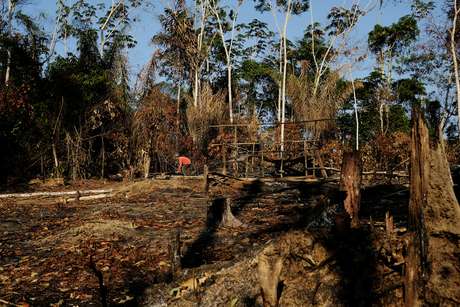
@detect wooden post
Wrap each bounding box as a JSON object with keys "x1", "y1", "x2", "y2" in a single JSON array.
[
  {"x1": 315, "y1": 151, "x2": 328, "y2": 179},
  {"x1": 340, "y1": 150, "x2": 362, "y2": 228},
  {"x1": 304, "y1": 140, "x2": 308, "y2": 177},
  {"x1": 280, "y1": 152, "x2": 284, "y2": 178},
  {"x1": 312, "y1": 147, "x2": 317, "y2": 178},
  {"x1": 203, "y1": 164, "x2": 209, "y2": 193},
  {"x1": 252, "y1": 143, "x2": 255, "y2": 174},
  {"x1": 233, "y1": 126, "x2": 238, "y2": 176},
  {"x1": 245, "y1": 156, "x2": 249, "y2": 178},
  {"x1": 222, "y1": 144, "x2": 227, "y2": 175},
  {"x1": 261, "y1": 143, "x2": 265, "y2": 178}
]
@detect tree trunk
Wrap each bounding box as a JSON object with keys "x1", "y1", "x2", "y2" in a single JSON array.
[
  {"x1": 405, "y1": 107, "x2": 429, "y2": 307},
  {"x1": 176, "y1": 81, "x2": 181, "y2": 152},
  {"x1": 143, "y1": 151, "x2": 150, "y2": 179},
  {"x1": 279, "y1": 0, "x2": 292, "y2": 170},
  {"x1": 405, "y1": 107, "x2": 460, "y2": 305},
  {"x1": 193, "y1": 69, "x2": 199, "y2": 107},
  {"x1": 277, "y1": 38, "x2": 283, "y2": 122},
  {"x1": 350, "y1": 69, "x2": 359, "y2": 150},
  {"x1": 52, "y1": 142, "x2": 59, "y2": 177},
  {"x1": 4, "y1": 0, "x2": 15, "y2": 86},
  {"x1": 280, "y1": 33, "x2": 287, "y2": 160},
  {"x1": 340, "y1": 150, "x2": 362, "y2": 228},
  {"x1": 227, "y1": 61, "x2": 234, "y2": 123},
  {"x1": 450, "y1": 3, "x2": 460, "y2": 138}
]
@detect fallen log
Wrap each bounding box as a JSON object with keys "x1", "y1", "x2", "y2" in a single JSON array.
[
  {"x1": 0, "y1": 189, "x2": 113, "y2": 199},
  {"x1": 66, "y1": 193, "x2": 113, "y2": 202}
]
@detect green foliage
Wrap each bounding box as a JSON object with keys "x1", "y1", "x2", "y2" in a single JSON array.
[
  {"x1": 326, "y1": 5, "x2": 364, "y2": 36},
  {"x1": 368, "y1": 15, "x2": 419, "y2": 56},
  {"x1": 394, "y1": 78, "x2": 425, "y2": 104},
  {"x1": 338, "y1": 71, "x2": 412, "y2": 143},
  {"x1": 253, "y1": 0, "x2": 309, "y2": 15}
]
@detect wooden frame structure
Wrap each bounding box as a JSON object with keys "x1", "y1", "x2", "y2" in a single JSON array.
[{"x1": 208, "y1": 118, "x2": 335, "y2": 178}]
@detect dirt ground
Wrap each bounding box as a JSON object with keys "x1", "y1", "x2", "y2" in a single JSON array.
[{"x1": 0, "y1": 177, "x2": 411, "y2": 306}]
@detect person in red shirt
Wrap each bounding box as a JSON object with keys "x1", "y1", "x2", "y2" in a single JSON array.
[{"x1": 177, "y1": 155, "x2": 191, "y2": 175}]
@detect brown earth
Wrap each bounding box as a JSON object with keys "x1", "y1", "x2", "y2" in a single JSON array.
[{"x1": 0, "y1": 177, "x2": 422, "y2": 306}]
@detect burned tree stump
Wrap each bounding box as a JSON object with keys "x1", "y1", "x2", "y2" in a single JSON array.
[
  {"x1": 385, "y1": 211, "x2": 394, "y2": 237},
  {"x1": 340, "y1": 150, "x2": 362, "y2": 228},
  {"x1": 169, "y1": 228, "x2": 182, "y2": 280},
  {"x1": 258, "y1": 244, "x2": 284, "y2": 307},
  {"x1": 220, "y1": 198, "x2": 243, "y2": 228},
  {"x1": 209, "y1": 197, "x2": 243, "y2": 228},
  {"x1": 405, "y1": 107, "x2": 430, "y2": 306},
  {"x1": 405, "y1": 107, "x2": 460, "y2": 306}
]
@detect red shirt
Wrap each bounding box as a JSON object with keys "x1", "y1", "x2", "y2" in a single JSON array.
[{"x1": 177, "y1": 156, "x2": 191, "y2": 172}]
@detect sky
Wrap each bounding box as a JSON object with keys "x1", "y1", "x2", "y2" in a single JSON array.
[{"x1": 22, "y1": 0, "x2": 415, "y2": 79}]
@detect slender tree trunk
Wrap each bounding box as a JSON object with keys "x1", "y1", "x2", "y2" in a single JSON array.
[
  {"x1": 176, "y1": 81, "x2": 181, "y2": 152},
  {"x1": 52, "y1": 142, "x2": 59, "y2": 175},
  {"x1": 64, "y1": 26, "x2": 68, "y2": 55},
  {"x1": 277, "y1": 38, "x2": 283, "y2": 122},
  {"x1": 211, "y1": 2, "x2": 239, "y2": 124},
  {"x1": 280, "y1": 0, "x2": 292, "y2": 168},
  {"x1": 176, "y1": 81, "x2": 181, "y2": 129},
  {"x1": 350, "y1": 71, "x2": 359, "y2": 150},
  {"x1": 451, "y1": 3, "x2": 460, "y2": 137},
  {"x1": 280, "y1": 35, "x2": 287, "y2": 175},
  {"x1": 5, "y1": 0, "x2": 15, "y2": 86},
  {"x1": 193, "y1": 69, "x2": 199, "y2": 107},
  {"x1": 227, "y1": 61, "x2": 234, "y2": 123}
]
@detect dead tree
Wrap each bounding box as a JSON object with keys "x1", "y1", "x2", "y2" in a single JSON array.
[
  {"x1": 405, "y1": 107, "x2": 460, "y2": 306},
  {"x1": 340, "y1": 150, "x2": 362, "y2": 228},
  {"x1": 405, "y1": 107, "x2": 429, "y2": 306}
]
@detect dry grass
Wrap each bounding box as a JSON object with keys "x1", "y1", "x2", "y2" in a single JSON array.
[
  {"x1": 186, "y1": 83, "x2": 227, "y2": 149},
  {"x1": 287, "y1": 64, "x2": 358, "y2": 137}
]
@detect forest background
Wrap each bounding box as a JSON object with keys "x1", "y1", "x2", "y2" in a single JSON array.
[{"x1": 0, "y1": 0, "x2": 458, "y2": 185}]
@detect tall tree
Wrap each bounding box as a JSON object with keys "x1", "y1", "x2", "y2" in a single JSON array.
[
  {"x1": 368, "y1": 15, "x2": 419, "y2": 133},
  {"x1": 209, "y1": 0, "x2": 244, "y2": 123},
  {"x1": 254, "y1": 0, "x2": 309, "y2": 166}
]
